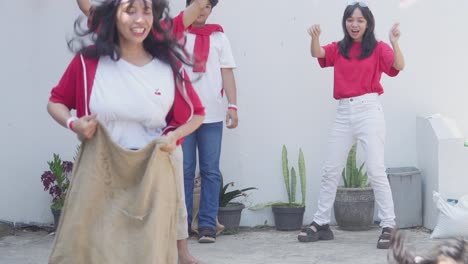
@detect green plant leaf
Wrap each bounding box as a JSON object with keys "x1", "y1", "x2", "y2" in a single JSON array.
[
  {"x1": 239, "y1": 187, "x2": 257, "y2": 193},
  {"x1": 298, "y1": 148, "x2": 306, "y2": 206},
  {"x1": 221, "y1": 182, "x2": 234, "y2": 196},
  {"x1": 342, "y1": 144, "x2": 369, "y2": 188},
  {"x1": 282, "y1": 145, "x2": 291, "y2": 204},
  {"x1": 249, "y1": 201, "x2": 284, "y2": 210},
  {"x1": 290, "y1": 167, "x2": 296, "y2": 205},
  {"x1": 352, "y1": 167, "x2": 360, "y2": 187},
  {"x1": 219, "y1": 174, "x2": 257, "y2": 207},
  {"x1": 361, "y1": 171, "x2": 368, "y2": 188},
  {"x1": 342, "y1": 169, "x2": 348, "y2": 188}
]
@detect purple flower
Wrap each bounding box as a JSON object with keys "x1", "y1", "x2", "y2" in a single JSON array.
[
  {"x1": 41, "y1": 155, "x2": 74, "y2": 209},
  {"x1": 63, "y1": 161, "x2": 73, "y2": 174},
  {"x1": 50, "y1": 185, "x2": 62, "y2": 199},
  {"x1": 41, "y1": 171, "x2": 56, "y2": 191}
]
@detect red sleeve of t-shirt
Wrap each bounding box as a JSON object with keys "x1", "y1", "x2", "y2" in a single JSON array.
[
  {"x1": 379, "y1": 42, "x2": 399, "y2": 77},
  {"x1": 158, "y1": 11, "x2": 186, "y2": 41},
  {"x1": 172, "y1": 11, "x2": 186, "y2": 41},
  {"x1": 318, "y1": 42, "x2": 338, "y2": 68},
  {"x1": 49, "y1": 55, "x2": 80, "y2": 110}
]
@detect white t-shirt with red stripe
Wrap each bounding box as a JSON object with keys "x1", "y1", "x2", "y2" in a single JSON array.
[
  {"x1": 89, "y1": 56, "x2": 175, "y2": 149},
  {"x1": 184, "y1": 32, "x2": 236, "y2": 123}
]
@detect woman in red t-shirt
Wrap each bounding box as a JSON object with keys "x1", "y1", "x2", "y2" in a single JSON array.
[{"x1": 298, "y1": 2, "x2": 405, "y2": 250}]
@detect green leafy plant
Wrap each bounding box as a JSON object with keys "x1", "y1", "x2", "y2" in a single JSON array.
[
  {"x1": 40, "y1": 153, "x2": 73, "y2": 210},
  {"x1": 282, "y1": 145, "x2": 306, "y2": 206},
  {"x1": 250, "y1": 145, "x2": 306, "y2": 209},
  {"x1": 342, "y1": 144, "x2": 368, "y2": 188},
  {"x1": 219, "y1": 175, "x2": 257, "y2": 207}
]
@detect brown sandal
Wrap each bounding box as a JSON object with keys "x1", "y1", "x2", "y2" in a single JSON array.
[
  {"x1": 297, "y1": 222, "x2": 334, "y2": 243},
  {"x1": 377, "y1": 227, "x2": 394, "y2": 249}
]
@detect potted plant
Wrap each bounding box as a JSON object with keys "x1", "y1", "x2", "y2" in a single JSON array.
[
  {"x1": 40, "y1": 153, "x2": 73, "y2": 229},
  {"x1": 333, "y1": 143, "x2": 375, "y2": 230},
  {"x1": 218, "y1": 176, "x2": 256, "y2": 232},
  {"x1": 251, "y1": 145, "x2": 307, "y2": 231}
]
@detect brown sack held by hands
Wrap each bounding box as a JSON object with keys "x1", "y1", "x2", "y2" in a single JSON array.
[{"x1": 49, "y1": 124, "x2": 180, "y2": 264}]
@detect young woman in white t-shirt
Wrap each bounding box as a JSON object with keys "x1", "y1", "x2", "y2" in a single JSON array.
[{"x1": 48, "y1": 0, "x2": 206, "y2": 263}]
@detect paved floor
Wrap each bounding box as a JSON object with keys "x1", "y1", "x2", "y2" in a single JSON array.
[{"x1": 0, "y1": 226, "x2": 439, "y2": 264}]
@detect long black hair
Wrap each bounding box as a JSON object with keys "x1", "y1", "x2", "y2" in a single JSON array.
[
  {"x1": 68, "y1": 0, "x2": 190, "y2": 80},
  {"x1": 389, "y1": 230, "x2": 468, "y2": 264},
  {"x1": 185, "y1": 0, "x2": 218, "y2": 7},
  {"x1": 338, "y1": 3, "x2": 377, "y2": 60}
]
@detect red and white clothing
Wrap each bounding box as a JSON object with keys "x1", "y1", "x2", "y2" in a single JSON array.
[
  {"x1": 313, "y1": 41, "x2": 399, "y2": 228},
  {"x1": 51, "y1": 11, "x2": 203, "y2": 146},
  {"x1": 49, "y1": 53, "x2": 204, "y2": 240},
  {"x1": 50, "y1": 12, "x2": 204, "y2": 241},
  {"x1": 318, "y1": 41, "x2": 399, "y2": 99},
  {"x1": 184, "y1": 29, "x2": 236, "y2": 123},
  {"x1": 49, "y1": 55, "x2": 205, "y2": 146},
  {"x1": 89, "y1": 57, "x2": 175, "y2": 149}
]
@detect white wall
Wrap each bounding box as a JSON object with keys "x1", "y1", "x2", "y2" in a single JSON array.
[
  {"x1": 1, "y1": 0, "x2": 467, "y2": 226},
  {"x1": 0, "y1": 0, "x2": 82, "y2": 224}
]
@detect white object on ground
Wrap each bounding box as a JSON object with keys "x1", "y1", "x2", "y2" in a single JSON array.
[{"x1": 431, "y1": 191, "x2": 468, "y2": 239}]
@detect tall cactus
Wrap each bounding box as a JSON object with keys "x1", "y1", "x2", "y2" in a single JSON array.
[
  {"x1": 290, "y1": 167, "x2": 297, "y2": 205},
  {"x1": 282, "y1": 145, "x2": 291, "y2": 203},
  {"x1": 280, "y1": 145, "x2": 307, "y2": 206},
  {"x1": 298, "y1": 148, "x2": 306, "y2": 206}
]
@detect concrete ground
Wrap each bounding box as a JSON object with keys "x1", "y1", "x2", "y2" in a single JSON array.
[{"x1": 0, "y1": 226, "x2": 439, "y2": 264}]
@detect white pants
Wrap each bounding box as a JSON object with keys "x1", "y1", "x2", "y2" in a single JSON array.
[{"x1": 313, "y1": 93, "x2": 396, "y2": 228}]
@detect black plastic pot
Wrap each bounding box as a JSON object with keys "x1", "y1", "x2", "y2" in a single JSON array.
[
  {"x1": 272, "y1": 205, "x2": 305, "y2": 231},
  {"x1": 51, "y1": 208, "x2": 61, "y2": 230},
  {"x1": 334, "y1": 187, "x2": 375, "y2": 231},
  {"x1": 218, "y1": 203, "x2": 245, "y2": 231}
]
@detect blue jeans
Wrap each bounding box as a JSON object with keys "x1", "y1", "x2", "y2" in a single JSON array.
[{"x1": 182, "y1": 122, "x2": 223, "y2": 230}]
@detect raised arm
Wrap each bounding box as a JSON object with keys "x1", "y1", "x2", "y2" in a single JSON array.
[
  {"x1": 77, "y1": 0, "x2": 93, "y2": 17},
  {"x1": 389, "y1": 22, "x2": 405, "y2": 71},
  {"x1": 307, "y1": 24, "x2": 325, "y2": 58},
  {"x1": 182, "y1": 0, "x2": 209, "y2": 29}
]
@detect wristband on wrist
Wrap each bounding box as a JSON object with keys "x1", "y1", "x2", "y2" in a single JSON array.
[
  {"x1": 66, "y1": 116, "x2": 78, "y2": 131},
  {"x1": 228, "y1": 103, "x2": 238, "y2": 111}
]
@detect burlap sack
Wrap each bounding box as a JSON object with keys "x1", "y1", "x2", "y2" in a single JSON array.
[
  {"x1": 190, "y1": 174, "x2": 224, "y2": 235},
  {"x1": 49, "y1": 124, "x2": 179, "y2": 264}
]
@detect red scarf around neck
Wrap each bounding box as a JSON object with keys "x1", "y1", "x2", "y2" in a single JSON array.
[{"x1": 188, "y1": 24, "x2": 224, "y2": 72}]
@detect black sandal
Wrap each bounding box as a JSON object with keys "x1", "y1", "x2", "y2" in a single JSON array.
[
  {"x1": 198, "y1": 227, "x2": 216, "y2": 244},
  {"x1": 377, "y1": 227, "x2": 394, "y2": 249},
  {"x1": 298, "y1": 222, "x2": 334, "y2": 243}
]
